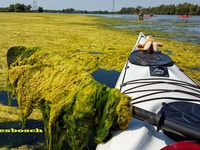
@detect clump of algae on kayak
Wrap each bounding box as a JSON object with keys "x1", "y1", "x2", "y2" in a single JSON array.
[{"x1": 7, "y1": 46, "x2": 132, "y2": 150}]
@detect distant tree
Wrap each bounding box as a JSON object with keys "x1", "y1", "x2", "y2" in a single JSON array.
[
  {"x1": 0, "y1": 7, "x2": 8, "y2": 12},
  {"x1": 136, "y1": 6, "x2": 143, "y2": 12},
  {"x1": 175, "y1": 4, "x2": 183, "y2": 15},
  {"x1": 196, "y1": 6, "x2": 200, "y2": 15},
  {"x1": 169, "y1": 4, "x2": 176, "y2": 15},
  {"x1": 119, "y1": 7, "x2": 134, "y2": 14},
  {"x1": 158, "y1": 4, "x2": 166, "y2": 14},
  {"x1": 26, "y1": 5, "x2": 32, "y2": 11},
  {"x1": 182, "y1": 2, "x2": 190, "y2": 14},
  {"x1": 119, "y1": 7, "x2": 127, "y2": 14},
  {"x1": 1, "y1": 3, "x2": 34, "y2": 12},
  {"x1": 63, "y1": 8, "x2": 75, "y2": 13},
  {"x1": 8, "y1": 4, "x2": 15, "y2": 12},
  {"x1": 38, "y1": 7, "x2": 44, "y2": 12},
  {"x1": 163, "y1": 5, "x2": 171, "y2": 15},
  {"x1": 188, "y1": 4, "x2": 197, "y2": 15},
  {"x1": 15, "y1": 3, "x2": 26, "y2": 12}
]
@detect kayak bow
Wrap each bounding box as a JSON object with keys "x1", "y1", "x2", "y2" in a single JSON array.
[{"x1": 96, "y1": 32, "x2": 200, "y2": 150}]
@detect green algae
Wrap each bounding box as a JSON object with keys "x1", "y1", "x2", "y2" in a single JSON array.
[
  {"x1": 0, "y1": 13, "x2": 199, "y2": 149},
  {"x1": 0, "y1": 103, "x2": 42, "y2": 123},
  {"x1": 7, "y1": 46, "x2": 132, "y2": 150},
  {"x1": 0, "y1": 13, "x2": 199, "y2": 88}
]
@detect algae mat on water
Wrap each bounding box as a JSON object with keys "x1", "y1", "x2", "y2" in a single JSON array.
[
  {"x1": 0, "y1": 13, "x2": 199, "y2": 149},
  {"x1": 6, "y1": 46, "x2": 132, "y2": 150},
  {"x1": 0, "y1": 13, "x2": 199, "y2": 90},
  {"x1": 0, "y1": 13, "x2": 136, "y2": 90}
]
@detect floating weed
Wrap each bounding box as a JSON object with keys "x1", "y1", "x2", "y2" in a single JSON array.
[
  {"x1": 0, "y1": 13, "x2": 199, "y2": 149},
  {"x1": 7, "y1": 46, "x2": 132, "y2": 150},
  {"x1": 0, "y1": 103, "x2": 42, "y2": 123}
]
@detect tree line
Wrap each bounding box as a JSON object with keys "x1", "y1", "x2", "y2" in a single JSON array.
[
  {"x1": 0, "y1": 2, "x2": 199, "y2": 15},
  {"x1": 0, "y1": 3, "x2": 44, "y2": 12},
  {"x1": 118, "y1": 2, "x2": 200, "y2": 15}
]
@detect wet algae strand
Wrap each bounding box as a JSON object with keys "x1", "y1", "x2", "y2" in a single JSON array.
[{"x1": 7, "y1": 46, "x2": 132, "y2": 150}]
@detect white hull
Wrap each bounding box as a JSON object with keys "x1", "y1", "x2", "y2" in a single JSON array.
[{"x1": 97, "y1": 32, "x2": 200, "y2": 150}]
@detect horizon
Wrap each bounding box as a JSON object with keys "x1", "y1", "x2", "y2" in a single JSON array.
[{"x1": 0, "y1": 0, "x2": 200, "y2": 11}]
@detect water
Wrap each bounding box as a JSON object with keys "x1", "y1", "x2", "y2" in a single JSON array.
[
  {"x1": 0, "y1": 68, "x2": 120, "y2": 149},
  {"x1": 90, "y1": 14, "x2": 200, "y2": 44},
  {"x1": 0, "y1": 91, "x2": 45, "y2": 148},
  {"x1": 164, "y1": 49, "x2": 173, "y2": 55},
  {"x1": 92, "y1": 68, "x2": 120, "y2": 88},
  {"x1": 0, "y1": 91, "x2": 18, "y2": 106},
  {"x1": 190, "y1": 67, "x2": 200, "y2": 71},
  {"x1": 89, "y1": 51, "x2": 103, "y2": 55},
  {"x1": 0, "y1": 120, "x2": 45, "y2": 148}
]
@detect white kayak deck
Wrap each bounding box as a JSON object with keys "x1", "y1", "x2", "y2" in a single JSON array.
[{"x1": 96, "y1": 32, "x2": 200, "y2": 150}]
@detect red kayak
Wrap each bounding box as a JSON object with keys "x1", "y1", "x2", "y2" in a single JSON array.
[
  {"x1": 178, "y1": 15, "x2": 191, "y2": 18},
  {"x1": 145, "y1": 14, "x2": 156, "y2": 19}
]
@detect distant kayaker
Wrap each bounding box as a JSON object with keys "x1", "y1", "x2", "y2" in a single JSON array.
[
  {"x1": 137, "y1": 35, "x2": 163, "y2": 52},
  {"x1": 138, "y1": 12, "x2": 144, "y2": 20}
]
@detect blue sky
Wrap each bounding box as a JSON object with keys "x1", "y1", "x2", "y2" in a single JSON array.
[{"x1": 0, "y1": 0, "x2": 200, "y2": 11}]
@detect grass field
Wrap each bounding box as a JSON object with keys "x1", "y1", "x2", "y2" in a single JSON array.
[{"x1": 0, "y1": 13, "x2": 199, "y2": 150}]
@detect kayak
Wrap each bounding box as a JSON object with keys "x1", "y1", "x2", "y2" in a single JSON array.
[
  {"x1": 145, "y1": 15, "x2": 156, "y2": 19},
  {"x1": 178, "y1": 15, "x2": 191, "y2": 18},
  {"x1": 96, "y1": 32, "x2": 200, "y2": 150},
  {"x1": 138, "y1": 13, "x2": 144, "y2": 20},
  {"x1": 138, "y1": 15, "x2": 143, "y2": 20}
]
